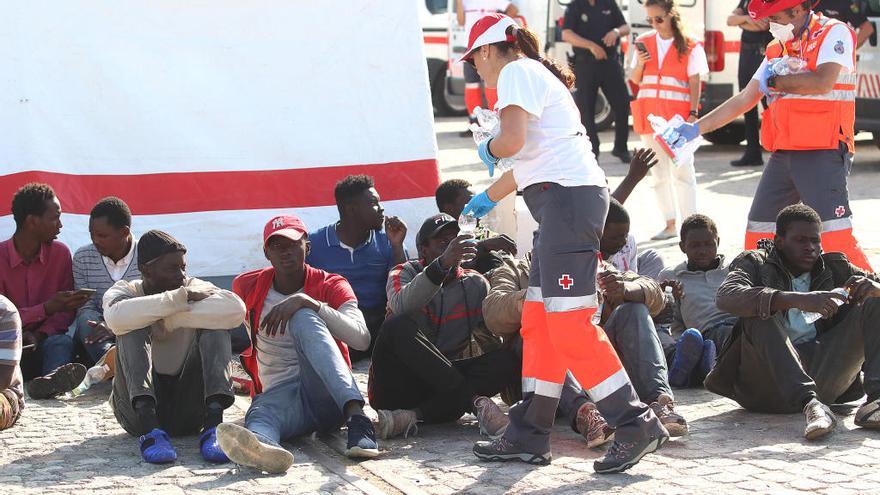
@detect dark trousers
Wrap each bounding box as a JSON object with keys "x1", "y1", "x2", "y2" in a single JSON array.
[
  {"x1": 368, "y1": 314, "x2": 517, "y2": 424},
  {"x1": 738, "y1": 43, "x2": 765, "y2": 155},
  {"x1": 706, "y1": 299, "x2": 880, "y2": 413},
  {"x1": 349, "y1": 306, "x2": 387, "y2": 362},
  {"x1": 573, "y1": 57, "x2": 630, "y2": 158},
  {"x1": 110, "y1": 327, "x2": 234, "y2": 437}
]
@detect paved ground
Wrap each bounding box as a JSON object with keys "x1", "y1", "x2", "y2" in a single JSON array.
[{"x1": 3, "y1": 120, "x2": 880, "y2": 494}]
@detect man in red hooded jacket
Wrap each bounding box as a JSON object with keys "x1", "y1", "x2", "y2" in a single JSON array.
[{"x1": 215, "y1": 214, "x2": 379, "y2": 474}]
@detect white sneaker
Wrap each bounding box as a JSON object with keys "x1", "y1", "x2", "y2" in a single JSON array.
[
  {"x1": 803, "y1": 398, "x2": 837, "y2": 440},
  {"x1": 216, "y1": 423, "x2": 294, "y2": 473}
]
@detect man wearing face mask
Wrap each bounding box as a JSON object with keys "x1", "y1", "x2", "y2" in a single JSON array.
[{"x1": 672, "y1": 0, "x2": 873, "y2": 273}]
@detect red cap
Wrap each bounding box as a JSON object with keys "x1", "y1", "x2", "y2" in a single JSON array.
[
  {"x1": 748, "y1": 0, "x2": 818, "y2": 20},
  {"x1": 457, "y1": 13, "x2": 519, "y2": 63},
  {"x1": 263, "y1": 214, "x2": 307, "y2": 246}
]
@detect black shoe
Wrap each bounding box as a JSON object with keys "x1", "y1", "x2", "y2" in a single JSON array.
[
  {"x1": 26, "y1": 363, "x2": 86, "y2": 399},
  {"x1": 459, "y1": 128, "x2": 473, "y2": 138},
  {"x1": 611, "y1": 149, "x2": 633, "y2": 163},
  {"x1": 593, "y1": 426, "x2": 669, "y2": 474},
  {"x1": 730, "y1": 153, "x2": 764, "y2": 167},
  {"x1": 473, "y1": 436, "x2": 551, "y2": 465}
]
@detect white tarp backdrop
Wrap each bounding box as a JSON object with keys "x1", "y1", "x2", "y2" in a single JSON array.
[{"x1": 0, "y1": 0, "x2": 439, "y2": 276}]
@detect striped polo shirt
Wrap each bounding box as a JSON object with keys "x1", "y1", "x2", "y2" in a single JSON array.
[{"x1": 0, "y1": 295, "x2": 23, "y2": 400}]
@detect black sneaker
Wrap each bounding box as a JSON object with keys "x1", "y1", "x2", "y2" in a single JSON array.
[
  {"x1": 730, "y1": 153, "x2": 764, "y2": 167},
  {"x1": 26, "y1": 363, "x2": 87, "y2": 399},
  {"x1": 473, "y1": 436, "x2": 551, "y2": 465},
  {"x1": 593, "y1": 426, "x2": 669, "y2": 474},
  {"x1": 611, "y1": 149, "x2": 633, "y2": 163},
  {"x1": 345, "y1": 414, "x2": 379, "y2": 459}
]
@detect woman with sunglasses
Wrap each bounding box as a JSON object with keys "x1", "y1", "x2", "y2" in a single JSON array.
[
  {"x1": 629, "y1": 0, "x2": 709, "y2": 240},
  {"x1": 458, "y1": 13, "x2": 668, "y2": 474}
]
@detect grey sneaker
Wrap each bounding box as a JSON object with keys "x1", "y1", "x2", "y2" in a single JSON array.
[
  {"x1": 593, "y1": 423, "x2": 669, "y2": 474},
  {"x1": 855, "y1": 398, "x2": 880, "y2": 429},
  {"x1": 575, "y1": 402, "x2": 615, "y2": 448},
  {"x1": 473, "y1": 396, "x2": 509, "y2": 439},
  {"x1": 375, "y1": 409, "x2": 418, "y2": 440},
  {"x1": 650, "y1": 394, "x2": 688, "y2": 437},
  {"x1": 216, "y1": 423, "x2": 294, "y2": 474},
  {"x1": 804, "y1": 398, "x2": 837, "y2": 440},
  {"x1": 473, "y1": 436, "x2": 551, "y2": 465}
]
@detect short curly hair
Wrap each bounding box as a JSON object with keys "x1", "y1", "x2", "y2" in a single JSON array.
[
  {"x1": 11, "y1": 183, "x2": 56, "y2": 229},
  {"x1": 435, "y1": 179, "x2": 471, "y2": 210},
  {"x1": 334, "y1": 175, "x2": 375, "y2": 208},
  {"x1": 776, "y1": 203, "x2": 821, "y2": 236},
  {"x1": 680, "y1": 214, "x2": 718, "y2": 243},
  {"x1": 90, "y1": 196, "x2": 132, "y2": 229}
]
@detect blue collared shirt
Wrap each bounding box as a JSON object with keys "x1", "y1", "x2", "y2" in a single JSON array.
[{"x1": 306, "y1": 224, "x2": 405, "y2": 310}]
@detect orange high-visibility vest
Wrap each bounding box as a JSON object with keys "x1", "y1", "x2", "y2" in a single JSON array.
[
  {"x1": 630, "y1": 32, "x2": 697, "y2": 135},
  {"x1": 761, "y1": 14, "x2": 857, "y2": 153}
]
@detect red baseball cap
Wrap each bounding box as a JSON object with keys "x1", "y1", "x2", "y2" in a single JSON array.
[
  {"x1": 748, "y1": 0, "x2": 818, "y2": 20},
  {"x1": 457, "y1": 13, "x2": 519, "y2": 63},
  {"x1": 263, "y1": 214, "x2": 307, "y2": 246}
]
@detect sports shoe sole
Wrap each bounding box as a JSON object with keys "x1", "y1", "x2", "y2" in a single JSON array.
[
  {"x1": 216, "y1": 423, "x2": 293, "y2": 474},
  {"x1": 345, "y1": 446, "x2": 380, "y2": 459},
  {"x1": 586, "y1": 431, "x2": 615, "y2": 449},
  {"x1": 804, "y1": 422, "x2": 835, "y2": 440},
  {"x1": 473, "y1": 448, "x2": 551, "y2": 466},
  {"x1": 27, "y1": 363, "x2": 87, "y2": 399},
  {"x1": 593, "y1": 435, "x2": 668, "y2": 474}
]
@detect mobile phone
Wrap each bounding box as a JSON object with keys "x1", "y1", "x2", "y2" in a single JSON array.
[{"x1": 635, "y1": 42, "x2": 649, "y2": 55}]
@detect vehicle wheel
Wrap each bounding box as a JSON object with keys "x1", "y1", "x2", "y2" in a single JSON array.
[
  {"x1": 430, "y1": 62, "x2": 466, "y2": 117},
  {"x1": 594, "y1": 90, "x2": 614, "y2": 131},
  {"x1": 704, "y1": 122, "x2": 745, "y2": 145}
]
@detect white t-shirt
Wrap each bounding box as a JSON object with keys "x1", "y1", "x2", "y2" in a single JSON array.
[
  {"x1": 629, "y1": 33, "x2": 709, "y2": 77},
  {"x1": 463, "y1": 0, "x2": 511, "y2": 34},
  {"x1": 256, "y1": 287, "x2": 300, "y2": 392},
  {"x1": 495, "y1": 58, "x2": 607, "y2": 190},
  {"x1": 751, "y1": 23, "x2": 854, "y2": 81},
  {"x1": 609, "y1": 233, "x2": 638, "y2": 273}
]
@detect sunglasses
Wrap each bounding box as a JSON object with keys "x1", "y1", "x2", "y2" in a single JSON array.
[{"x1": 646, "y1": 15, "x2": 667, "y2": 24}]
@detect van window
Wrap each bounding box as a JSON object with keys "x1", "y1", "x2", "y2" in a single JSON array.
[
  {"x1": 634, "y1": 0, "x2": 697, "y2": 7},
  {"x1": 425, "y1": 0, "x2": 447, "y2": 15},
  {"x1": 867, "y1": 0, "x2": 880, "y2": 16}
]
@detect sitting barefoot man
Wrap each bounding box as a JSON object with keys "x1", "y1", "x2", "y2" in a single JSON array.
[
  {"x1": 707, "y1": 204, "x2": 880, "y2": 440},
  {"x1": 217, "y1": 214, "x2": 378, "y2": 474},
  {"x1": 104, "y1": 230, "x2": 246, "y2": 464}
]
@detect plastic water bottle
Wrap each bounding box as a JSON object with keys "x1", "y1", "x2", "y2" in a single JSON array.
[
  {"x1": 470, "y1": 107, "x2": 514, "y2": 173},
  {"x1": 63, "y1": 364, "x2": 109, "y2": 399},
  {"x1": 649, "y1": 114, "x2": 702, "y2": 166},
  {"x1": 458, "y1": 213, "x2": 478, "y2": 263},
  {"x1": 770, "y1": 56, "x2": 807, "y2": 76},
  {"x1": 802, "y1": 287, "x2": 849, "y2": 324},
  {"x1": 592, "y1": 254, "x2": 605, "y2": 325}
]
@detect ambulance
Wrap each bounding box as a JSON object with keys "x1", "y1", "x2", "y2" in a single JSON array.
[
  {"x1": 855, "y1": 2, "x2": 880, "y2": 147},
  {"x1": 422, "y1": 1, "x2": 466, "y2": 115}
]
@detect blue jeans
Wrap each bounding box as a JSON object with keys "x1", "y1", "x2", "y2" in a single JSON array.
[
  {"x1": 245, "y1": 309, "x2": 363, "y2": 444},
  {"x1": 74, "y1": 310, "x2": 114, "y2": 365},
  {"x1": 42, "y1": 334, "x2": 75, "y2": 375}
]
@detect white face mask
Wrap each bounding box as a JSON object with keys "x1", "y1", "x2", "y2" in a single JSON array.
[{"x1": 769, "y1": 21, "x2": 795, "y2": 43}]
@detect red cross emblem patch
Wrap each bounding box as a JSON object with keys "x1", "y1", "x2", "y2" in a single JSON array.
[
  {"x1": 835, "y1": 206, "x2": 846, "y2": 218},
  {"x1": 558, "y1": 274, "x2": 574, "y2": 290}
]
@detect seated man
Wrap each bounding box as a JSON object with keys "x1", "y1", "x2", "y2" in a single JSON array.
[
  {"x1": 104, "y1": 230, "x2": 246, "y2": 464},
  {"x1": 435, "y1": 179, "x2": 516, "y2": 274},
  {"x1": 217, "y1": 214, "x2": 378, "y2": 474},
  {"x1": 0, "y1": 183, "x2": 89, "y2": 399},
  {"x1": 368, "y1": 214, "x2": 517, "y2": 440},
  {"x1": 73, "y1": 197, "x2": 141, "y2": 366},
  {"x1": 659, "y1": 214, "x2": 736, "y2": 387},
  {"x1": 0, "y1": 296, "x2": 24, "y2": 431},
  {"x1": 708, "y1": 204, "x2": 880, "y2": 440},
  {"x1": 601, "y1": 197, "x2": 665, "y2": 281},
  {"x1": 306, "y1": 175, "x2": 407, "y2": 361}
]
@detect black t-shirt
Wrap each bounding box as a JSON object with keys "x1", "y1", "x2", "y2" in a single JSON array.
[
  {"x1": 736, "y1": 0, "x2": 773, "y2": 45},
  {"x1": 562, "y1": 0, "x2": 627, "y2": 59},
  {"x1": 816, "y1": 0, "x2": 868, "y2": 28}
]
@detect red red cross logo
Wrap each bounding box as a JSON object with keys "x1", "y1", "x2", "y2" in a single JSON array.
[
  {"x1": 835, "y1": 206, "x2": 846, "y2": 218},
  {"x1": 558, "y1": 274, "x2": 574, "y2": 290}
]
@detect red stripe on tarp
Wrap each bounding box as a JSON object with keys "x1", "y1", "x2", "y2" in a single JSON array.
[
  {"x1": 1, "y1": 159, "x2": 440, "y2": 216},
  {"x1": 423, "y1": 35, "x2": 448, "y2": 44}
]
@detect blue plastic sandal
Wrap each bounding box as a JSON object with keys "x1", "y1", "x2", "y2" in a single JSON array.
[
  {"x1": 139, "y1": 428, "x2": 177, "y2": 464},
  {"x1": 199, "y1": 426, "x2": 230, "y2": 463}
]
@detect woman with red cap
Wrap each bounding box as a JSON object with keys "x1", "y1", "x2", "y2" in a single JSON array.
[
  {"x1": 459, "y1": 13, "x2": 668, "y2": 473},
  {"x1": 671, "y1": 0, "x2": 873, "y2": 273}
]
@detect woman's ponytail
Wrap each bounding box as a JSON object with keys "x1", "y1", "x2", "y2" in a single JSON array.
[{"x1": 495, "y1": 25, "x2": 575, "y2": 89}]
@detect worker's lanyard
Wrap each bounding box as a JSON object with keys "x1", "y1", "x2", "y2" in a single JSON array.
[{"x1": 785, "y1": 12, "x2": 815, "y2": 59}]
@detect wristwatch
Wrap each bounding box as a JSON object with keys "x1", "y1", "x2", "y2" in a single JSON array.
[{"x1": 767, "y1": 75, "x2": 777, "y2": 89}]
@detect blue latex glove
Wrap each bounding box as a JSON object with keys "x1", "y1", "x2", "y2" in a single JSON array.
[
  {"x1": 477, "y1": 138, "x2": 499, "y2": 177},
  {"x1": 673, "y1": 121, "x2": 701, "y2": 144},
  {"x1": 757, "y1": 59, "x2": 777, "y2": 97},
  {"x1": 461, "y1": 191, "x2": 498, "y2": 219}
]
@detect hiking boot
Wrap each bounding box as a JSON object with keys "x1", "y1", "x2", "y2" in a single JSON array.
[
  {"x1": 854, "y1": 398, "x2": 880, "y2": 429},
  {"x1": 216, "y1": 423, "x2": 293, "y2": 474},
  {"x1": 473, "y1": 436, "x2": 551, "y2": 465},
  {"x1": 375, "y1": 409, "x2": 418, "y2": 440},
  {"x1": 27, "y1": 363, "x2": 87, "y2": 399},
  {"x1": 473, "y1": 396, "x2": 509, "y2": 439},
  {"x1": 346, "y1": 414, "x2": 380, "y2": 459},
  {"x1": 593, "y1": 422, "x2": 669, "y2": 474},
  {"x1": 803, "y1": 398, "x2": 837, "y2": 440},
  {"x1": 575, "y1": 402, "x2": 615, "y2": 448},
  {"x1": 650, "y1": 394, "x2": 688, "y2": 437},
  {"x1": 669, "y1": 329, "x2": 704, "y2": 388}
]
